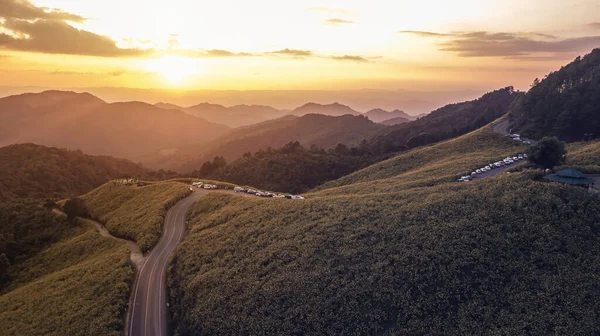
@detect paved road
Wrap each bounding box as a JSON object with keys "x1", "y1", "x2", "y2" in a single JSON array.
[
  {"x1": 491, "y1": 119, "x2": 538, "y2": 146},
  {"x1": 128, "y1": 189, "x2": 208, "y2": 336}
]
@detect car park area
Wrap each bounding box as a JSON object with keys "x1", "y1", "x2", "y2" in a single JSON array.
[
  {"x1": 192, "y1": 182, "x2": 305, "y2": 199},
  {"x1": 457, "y1": 153, "x2": 528, "y2": 182}
]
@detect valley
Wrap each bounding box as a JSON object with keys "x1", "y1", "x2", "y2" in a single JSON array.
[{"x1": 1, "y1": 45, "x2": 600, "y2": 336}]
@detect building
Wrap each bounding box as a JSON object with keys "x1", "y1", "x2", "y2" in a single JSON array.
[{"x1": 544, "y1": 169, "x2": 595, "y2": 188}]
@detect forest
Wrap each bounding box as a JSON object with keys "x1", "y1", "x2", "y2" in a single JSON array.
[{"x1": 511, "y1": 48, "x2": 600, "y2": 142}]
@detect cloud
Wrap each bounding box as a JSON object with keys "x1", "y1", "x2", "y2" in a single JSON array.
[
  {"x1": 330, "y1": 55, "x2": 368, "y2": 62},
  {"x1": 0, "y1": 0, "x2": 148, "y2": 57},
  {"x1": 439, "y1": 32, "x2": 600, "y2": 58},
  {"x1": 325, "y1": 18, "x2": 355, "y2": 25},
  {"x1": 587, "y1": 22, "x2": 600, "y2": 29},
  {"x1": 398, "y1": 29, "x2": 599, "y2": 59},
  {"x1": 307, "y1": 7, "x2": 351, "y2": 15},
  {"x1": 396, "y1": 30, "x2": 450, "y2": 37},
  {"x1": 268, "y1": 48, "x2": 313, "y2": 57},
  {"x1": 174, "y1": 49, "x2": 257, "y2": 58},
  {"x1": 0, "y1": 0, "x2": 85, "y2": 22}
]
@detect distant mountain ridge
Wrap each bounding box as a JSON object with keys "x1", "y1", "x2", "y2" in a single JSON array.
[
  {"x1": 363, "y1": 108, "x2": 414, "y2": 123},
  {"x1": 0, "y1": 90, "x2": 229, "y2": 160},
  {"x1": 292, "y1": 102, "x2": 360, "y2": 117}
]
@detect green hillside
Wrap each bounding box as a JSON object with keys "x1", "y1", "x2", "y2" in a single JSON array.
[
  {"x1": 0, "y1": 211, "x2": 132, "y2": 336},
  {"x1": 0, "y1": 143, "x2": 148, "y2": 200},
  {"x1": 168, "y1": 126, "x2": 600, "y2": 335},
  {"x1": 82, "y1": 181, "x2": 191, "y2": 252},
  {"x1": 313, "y1": 126, "x2": 524, "y2": 195}
]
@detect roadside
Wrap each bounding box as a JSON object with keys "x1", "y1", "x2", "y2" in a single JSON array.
[{"x1": 52, "y1": 208, "x2": 145, "y2": 269}]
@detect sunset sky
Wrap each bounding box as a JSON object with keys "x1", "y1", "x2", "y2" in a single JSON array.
[{"x1": 1, "y1": 0, "x2": 600, "y2": 91}]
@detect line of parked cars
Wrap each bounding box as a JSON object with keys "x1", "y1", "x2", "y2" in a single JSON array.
[
  {"x1": 457, "y1": 153, "x2": 527, "y2": 182},
  {"x1": 234, "y1": 186, "x2": 305, "y2": 199},
  {"x1": 191, "y1": 182, "x2": 218, "y2": 189}
]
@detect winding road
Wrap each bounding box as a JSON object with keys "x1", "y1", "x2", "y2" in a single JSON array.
[{"x1": 127, "y1": 189, "x2": 208, "y2": 336}]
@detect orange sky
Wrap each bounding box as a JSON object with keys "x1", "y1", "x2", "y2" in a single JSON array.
[{"x1": 1, "y1": 0, "x2": 600, "y2": 91}]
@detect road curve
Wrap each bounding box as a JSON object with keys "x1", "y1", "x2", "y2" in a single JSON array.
[{"x1": 128, "y1": 189, "x2": 208, "y2": 336}]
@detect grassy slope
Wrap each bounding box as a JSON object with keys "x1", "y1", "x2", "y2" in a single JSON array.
[
  {"x1": 0, "y1": 220, "x2": 133, "y2": 336},
  {"x1": 168, "y1": 126, "x2": 600, "y2": 335},
  {"x1": 82, "y1": 181, "x2": 191, "y2": 252},
  {"x1": 313, "y1": 127, "x2": 525, "y2": 196}
]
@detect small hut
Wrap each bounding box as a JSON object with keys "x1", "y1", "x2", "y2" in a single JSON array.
[{"x1": 544, "y1": 169, "x2": 595, "y2": 187}]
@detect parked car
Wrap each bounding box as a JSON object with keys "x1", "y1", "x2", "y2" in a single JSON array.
[
  {"x1": 476, "y1": 169, "x2": 482, "y2": 174},
  {"x1": 291, "y1": 195, "x2": 305, "y2": 200},
  {"x1": 471, "y1": 172, "x2": 477, "y2": 177},
  {"x1": 246, "y1": 189, "x2": 256, "y2": 194},
  {"x1": 234, "y1": 187, "x2": 245, "y2": 193},
  {"x1": 485, "y1": 165, "x2": 491, "y2": 171},
  {"x1": 523, "y1": 153, "x2": 528, "y2": 158},
  {"x1": 523, "y1": 140, "x2": 532, "y2": 145},
  {"x1": 273, "y1": 194, "x2": 286, "y2": 198},
  {"x1": 518, "y1": 154, "x2": 524, "y2": 159},
  {"x1": 512, "y1": 156, "x2": 519, "y2": 161},
  {"x1": 284, "y1": 195, "x2": 293, "y2": 199}
]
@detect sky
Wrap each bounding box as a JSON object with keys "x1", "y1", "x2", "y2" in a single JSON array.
[{"x1": 1, "y1": 0, "x2": 600, "y2": 92}]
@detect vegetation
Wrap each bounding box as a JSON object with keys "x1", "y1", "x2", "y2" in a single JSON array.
[
  {"x1": 0, "y1": 199, "x2": 133, "y2": 336},
  {"x1": 169, "y1": 172, "x2": 600, "y2": 335},
  {"x1": 63, "y1": 197, "x2": 88, "y2": 221},
  {"x1": 511, "y1": 48, "x2": 600, "y2": 142},
  {"x1": 566, "y1": 140, "x2": 600, "y2": 166},
  {"x1": 0, "y1": 143, "x2": 149, "y2": 200},
  {"x1": 174, "y1": 113, "x2": 387, "y2": 172},
  {"x1": 192, "y1": 141, "x2": 380, "y2": 193},
  {"x1": 527, "y1": 137, "x2": 567, "y2": 169},
  {"x1": 368, "y1": 87, "x2": 521, "y2": 154},
  {"x1": 81, "y1": 181, "x2": 191, "y2": 252},
  {"x1": 314, "y1": 127, "x2": 524, "y2": 195}
]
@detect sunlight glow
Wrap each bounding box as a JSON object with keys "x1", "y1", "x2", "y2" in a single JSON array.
[{"x1": 145, "y1": 56, "x2": 202, "y2": 85}]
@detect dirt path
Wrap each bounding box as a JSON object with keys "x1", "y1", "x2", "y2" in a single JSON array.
[{"x1": 52, "y1": 208, "x2": 145, "y2": 269}]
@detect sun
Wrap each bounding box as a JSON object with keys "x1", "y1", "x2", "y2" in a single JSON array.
[{"x1": 146, "y1": 56, "x2": 200, "y2": 85}]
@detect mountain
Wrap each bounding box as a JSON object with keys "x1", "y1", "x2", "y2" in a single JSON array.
[
  {"x1": 154, "y1": 102, "x2": 183, "y2": 110},
  {"x1": 292, "y1": 102, "x2": 360, "y2": 117},
  {"x1": 169, "y1": 126, "x2": 600, "y2": 335},
  {"x1": 511, "y1": 49, "x2": 600, "y2": 142},
  {"x1": 363, "y1": 108, "x2": 413, "y2": 123},
  {"x1": 0, "y1": 91, "x2": 229, "y2": 160},
  {"x1": 0, "y1": 143, "x2": 150, "y2": 200},
  {"x1": 184, "y1": 103, "x2": 285, "y2": 128},
  {"x1": 195, "y1": 141, "x2": 378, "y2": 193},
  {"x1": 175, "y1": 113, "x2": 388, "y2": 172},
  {"x1": 380, "y1": 116, "x2": 411, "y2": 125},
  {"x1": 368, "y1": 87, "x2": 521, "y2": 153}
]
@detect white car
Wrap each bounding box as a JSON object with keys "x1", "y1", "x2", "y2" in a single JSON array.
[
  {"x1": 518, "y1": 154, "x2": 524, "y2": 159},
  {"x1": 485, "y1": 165, "x2": 491, "y2": 171},
  {"x1": 291, "y1": 195, "x2": 305, "y2": 200},
  {"x1": 523, "y1": 140, "x2": 532, "y2": 145},
  {"x1": 234, "y1": 187, "x2": 245, "y2": 193},
  {"x1": 513, "y1": 156, "x2": 519, "y2": 161},
  {"x1": 523, "y1": 153, "x2": 528, "y2": 158},
  {"x1": 471, "y1": 172, "x2": 477, "y2": 177},
  {"x1": 476, "y1": 169, "x2": 482, "y2": 174}
]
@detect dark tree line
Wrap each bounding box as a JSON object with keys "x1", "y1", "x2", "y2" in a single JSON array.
[{"x1": 511, "y1": 48, "x2": 600, "y2": 142}]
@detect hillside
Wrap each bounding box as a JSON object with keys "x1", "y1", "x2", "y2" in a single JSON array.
[
  {"x1": 511, "y1": 48, "x2": 600, "y2": 142},
  {"x1": 197, "y1": 141, "x2": 378, "y2": 193},
  {"x1": 0, "y1": 91, "x2": 229, "y2": 161},
  {"x1": 0, "y1": 143, "x2": 149, "y2": 200},
  {"x1": 171, "y1": 114, "x2": 387, "y2": 172},
  {"x1": 168, "y1": 126, "x2": 600, "y2": 335},
  {"x1": 154, "y1": 102, "x2": 183, "y2": 110},
  {"x1": 381, "y1": 116, "x2": 410, "y2": 125},
  {"x1": 81, "y1": 181, "x2": 191, "y2": 252},
  {"x1": 292, "y1": 102, "x2": 359, "y2": 116},
  {"x1": 368, "y1": 87, "x2": 521, "y2": 154},
  {"x1": 0, "y1": 200, "x2": 132, "y2": 336},
  {"x1": 185, "y1": 103, "x2": 285, "y2": 128},
  {"x1": 364, "y1": 108, "x2": 413, "y2": 123}
]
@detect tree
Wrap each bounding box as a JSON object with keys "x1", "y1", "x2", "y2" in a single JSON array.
[
  {"x1": 63, "y1": 197, "x2": 88, "y2": 221},
  {"x1": 0, "y1": 253, "x2": 9, "y2": 280},
  {"x1": 527, "y1": 136, "x2": 566, "y2": 169}
]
